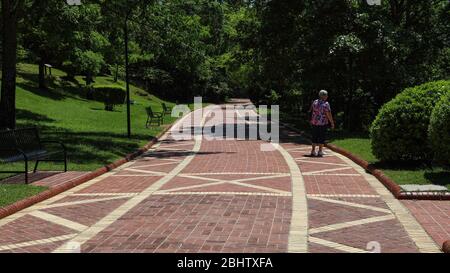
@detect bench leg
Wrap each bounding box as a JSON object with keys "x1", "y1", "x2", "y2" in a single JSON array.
[
  {"x1": 146, "y1": 116, "x2": 150, "y2": 128},
  {"x1": 150, "y1": 117, "x2": 159, "y2": 127},
  {"x1": 25, "y1": 160, "x2": 29, "y2": 184},
  {"x1": 33, "y1": 160, "x2": 39, "y2": 173},
  {"x1": 64, "y1": 154, "x2": 67, "y2": 172}
]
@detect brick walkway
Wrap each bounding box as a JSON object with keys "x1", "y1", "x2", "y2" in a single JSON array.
[
  {"x1": 0, "y1": 102, "x2": 445, "y2": 253},
  {"x1": 402, "y1": 200, "x2": 450, "y2": 248}
]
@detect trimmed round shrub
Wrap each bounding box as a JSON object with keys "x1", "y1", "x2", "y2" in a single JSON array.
[
  {"x1": 429, "y1": 92, "x2": 450, "y2": 164},
  {"x1": 92, "y1": 85, "x2": 126, "y2": 111},
  {"x1": 370, "y1": 80, "x2": 450, "y2": 161}
]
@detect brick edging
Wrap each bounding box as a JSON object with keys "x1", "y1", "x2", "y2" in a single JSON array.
[
  {"x1": 0, "y1": 119, "x2": 177, "y2": 220},
  {"x1": 280, "y1": 123, "x2": 450, "y2": 201},
  {"x1": 325, "y1": 143, "x2": 450, "y2": 201},
  {"x1": 443, "y1": 241, "x2": 450, "y2": 253}
]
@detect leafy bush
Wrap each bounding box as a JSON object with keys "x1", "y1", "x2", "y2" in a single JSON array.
[
  {"x1": 73, "y1": 50, "x2": 105, "y2": 85},
  {"x1": 429, "y1": 92, "x2": 450, "y2": 164},
  {"x1": 91, "y1": 85, "x2": 126, "y2": 111},
  {"x1": 370, "y1": 80, "x2": 450, "y2": 161},
  {"x1": 265, "y1": 89, "x2": 280, "y2": 105}
]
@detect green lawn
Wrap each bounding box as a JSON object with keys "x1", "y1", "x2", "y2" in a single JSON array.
[
  {"x1": 0, "y1": 184, "x2": 47, "y2": 208},
  {"x1": 0, "y1": 63, "x2": 191, "y2": 207},
  {"x1": 330, "y1": 134, "x2": 450, "y2": 190}
]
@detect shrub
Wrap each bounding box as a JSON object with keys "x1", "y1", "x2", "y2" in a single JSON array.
[
  {"x1": 370, "y1": 80, "x2": 450, "y2": 161},
  {"x1": 73, "y1": 50, "x2": 105, "y2": 85},
  {"x1": 91, "y1": 85, "x2": 126, "y2": 111},
  {"x1": 429, "y1": 92, "x2": 450, "y2": 164}
]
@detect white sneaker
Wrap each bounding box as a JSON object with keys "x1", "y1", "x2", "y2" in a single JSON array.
[
  {"x1": 310, "y1": 151, "x2": 317, "y2": 157},
  {"x1": 317, "y1": 151, "x2": 324, "y2": 157}
]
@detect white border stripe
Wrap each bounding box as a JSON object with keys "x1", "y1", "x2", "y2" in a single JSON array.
[
  {"x1": 333, "y1": 153, "x2": 441, "y2": 253},
  {"x1": 276, "y1": 144, "x2": 308, "y2": 253}
]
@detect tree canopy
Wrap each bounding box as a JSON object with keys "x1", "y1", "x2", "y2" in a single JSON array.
[{"x1": 1, "y1": 0, "x2": 449, "y2": 130}]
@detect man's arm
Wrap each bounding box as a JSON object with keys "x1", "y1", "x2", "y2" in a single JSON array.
[{"x1": 326, "y1": 111, "x2": 335, "y2": 129}]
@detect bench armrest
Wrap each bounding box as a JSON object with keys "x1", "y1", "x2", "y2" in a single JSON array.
[
  {"x1": 40, "y1": 140, "x2": 67, "y2": 151},
  {"x1": 0, "y1": 148, "x2": 28, "y2": 160}
]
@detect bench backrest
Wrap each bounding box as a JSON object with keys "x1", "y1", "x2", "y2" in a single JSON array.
[
  {"x1": 146, "y1": 107, "x2": 155, "y2": 117},
  {"x1": 0, "y1": 129, "x2": 16, "y2": 151},
  {"x1": 14, "y1": 128, "x2": 42, "y2": 153}
]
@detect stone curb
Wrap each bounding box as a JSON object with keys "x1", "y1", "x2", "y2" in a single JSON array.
[
  {"x1": 443, "y1": 241, "x2": 450, "y2": 253},
  {"x1": 0, "y1": 119, "x2": 177, "y2": 220},
  {"x1": 325, "y1": 143, "x2": 450, "y2": 201}
]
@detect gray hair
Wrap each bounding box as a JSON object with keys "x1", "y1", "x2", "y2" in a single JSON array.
[{"x1": 319, "y1": 90, "x2": 328, "y2": 97}]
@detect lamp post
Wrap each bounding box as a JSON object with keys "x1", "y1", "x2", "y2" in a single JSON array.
[
  {"x1": 67, "y1": 0, "x2": 132, "y2": 138},
  {"x1": 124, "y1": 13, "x2": 131, "y2": 138}
]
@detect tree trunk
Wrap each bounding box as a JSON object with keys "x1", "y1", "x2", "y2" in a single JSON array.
[
  {"x1": 0, "y1": 0, "x2": 22, "y2": 129},
  {"x1": 86, "y1": 73, "x2": 93, "y2": 85},
  {"x1": 114, "y1": 64, "x2": 119, "y2": 82},
  {"x1": 38, "y1": 60, "x2": 46, "y2": 89}
]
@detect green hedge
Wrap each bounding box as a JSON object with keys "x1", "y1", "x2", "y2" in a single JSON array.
[
  {"x1": 429, "y1": 92, "x2": 450, "y2": 164},
  {"x1": 370, "y1": 80, "x2": 450, "y2": 161},
  {"x1": 90, "y1": 85, "x2": 126, "y2": 111}
]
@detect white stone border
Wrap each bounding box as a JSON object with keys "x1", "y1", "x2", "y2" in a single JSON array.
[
  {"x1": 334, "y1": 152, "x2": 441, "y2": 253},
  {"x1": 276, "y1": 144, "x2": 308, "y2": 253}
]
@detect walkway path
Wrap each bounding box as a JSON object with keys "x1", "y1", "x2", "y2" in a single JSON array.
[{"x1": 0, "y1": 102, "x2": 443, "y2": 253}]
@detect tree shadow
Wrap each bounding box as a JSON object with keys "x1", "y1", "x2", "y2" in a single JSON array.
[
  {"x1": 16, "y1": 109, "x2": 56, "y2": 123},
  {"x1": 17, "y1": 72, "x2": 87, "y2": 101},
  {"x1": 55, "y1": 79, "x2": 87, "y2": 99},
  {"x1": 89, "y1": 107, "x2": 123, "y2": 112},
  {"x1": 11, "y1": 110, "x2": 159, "y2": 171},
  {"x1": 17, "y1": 81, "x2": 66, "y2": 101},
  {"x1": 41, "y1": 130, "x2": 156, "y2": 167}
]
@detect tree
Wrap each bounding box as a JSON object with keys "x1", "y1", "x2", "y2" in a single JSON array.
[
  {"x1": 0, "y1": 0, "x2": 24, "y2": 129},
  {"x1": 253, "y1": 0, "x2": 449, "y2": 131},
  {"x1": 21, "y1": 0, "x2": 81, "y2": 89}
]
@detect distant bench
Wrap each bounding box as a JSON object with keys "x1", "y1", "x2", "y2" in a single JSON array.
[{"x1": 0, "y1": 128, "x2": 67, "y2": 184}]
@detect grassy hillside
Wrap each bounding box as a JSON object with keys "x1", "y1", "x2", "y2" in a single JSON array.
[
  {"x1": 11, "y1": 63, "x2": 178, "y2": 171},
  {"x1": 0, "y1": 64, "x2": 182, "y2": 206}
]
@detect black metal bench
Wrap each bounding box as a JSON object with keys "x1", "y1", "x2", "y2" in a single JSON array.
[
  {"x1": 0, "y1": 128, "x2": 67, "y2": 184},
  {"x1": 145, "y1": 107, "x2": 164, "y2": 127},
  {"x1": 162, "y1": 103, "x2": 172, "y2": 116}
]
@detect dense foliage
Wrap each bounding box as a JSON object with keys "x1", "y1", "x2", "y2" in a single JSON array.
[
  {"x1": 1, "y1": 0, "x2": 449, "y2": 131},
  {"x1": 370, "y1": 81, "x2": 450, "y2": 162},
  {"x1": 91, "y1": 84, "x2": 126, "y2": 111},
  {"x1": 429, "y1": 92, "x2": 450, "y2": 164},
  {"x1": 252, "y1": 0, "x2": 450, "y2": 131}
]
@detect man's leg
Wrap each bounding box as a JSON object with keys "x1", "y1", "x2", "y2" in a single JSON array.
[
  {"x1": 311, "y1": 125, "x2": 318, "y2": 155},
  {"x1": 317, "y1": 126, "x2": 326, "y2": 156},
  {"x1": 311, "y1": 144, "x2": 316, "y2": 154}
]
